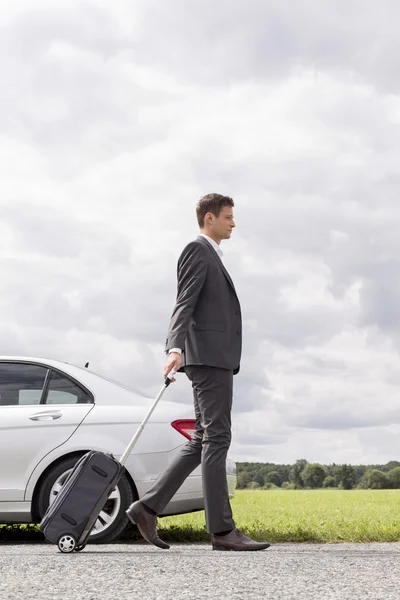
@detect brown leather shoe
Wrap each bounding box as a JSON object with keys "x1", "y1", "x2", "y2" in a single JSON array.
[
  {"x1": 126, "y1": 501, "x2": 170, "y2": 550},
  {"x1": 212, "y1": 529, "x2": 271, "y2": 551}
]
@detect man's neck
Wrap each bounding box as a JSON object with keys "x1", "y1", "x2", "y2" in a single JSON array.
[{"x1": 200, "y1": 231, "x2": 221, "y2": 245}]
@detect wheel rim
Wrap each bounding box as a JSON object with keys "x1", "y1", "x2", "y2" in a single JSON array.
[
  {"x1": 59, "y1": 535, "x2": 76, "y2": 553},
  {"x1": 49, "y1": 468, "x2": 121, "y2": 537}
]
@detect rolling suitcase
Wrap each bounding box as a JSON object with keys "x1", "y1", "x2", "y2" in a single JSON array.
[{"x1": 40, "y1": 374, "x2": 174, "y2": 553}]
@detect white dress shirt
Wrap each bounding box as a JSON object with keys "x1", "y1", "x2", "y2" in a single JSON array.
[{"x1": 169, "y1": 234, "x2": 223, "y2": 355}]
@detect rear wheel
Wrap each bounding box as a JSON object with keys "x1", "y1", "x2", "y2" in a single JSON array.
[{"x1": 38, "y1": 456, "x2": 136, "y2": 544}]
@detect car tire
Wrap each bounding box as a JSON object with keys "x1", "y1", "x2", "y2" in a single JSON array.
[{"x1": 37, "y1": 455, "x2": 136, "y2": 544}]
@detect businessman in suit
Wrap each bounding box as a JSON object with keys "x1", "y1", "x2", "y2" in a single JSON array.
[{"x1": 127, "y1": 193, "x2": 270, "y2": 551}]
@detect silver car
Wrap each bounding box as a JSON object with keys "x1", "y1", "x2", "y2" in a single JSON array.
[{"x1": 0, "y1": 357, "x2": 236, "y2": 542}]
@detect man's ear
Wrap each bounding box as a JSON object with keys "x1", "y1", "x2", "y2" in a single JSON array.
[{"x1": 205, "y1": 212, "x2": 214, "y2": 225}]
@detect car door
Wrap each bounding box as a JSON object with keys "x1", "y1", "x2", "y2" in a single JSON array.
[{"x1": 0, "y1": 361, "x2": 94, "y2": 502}]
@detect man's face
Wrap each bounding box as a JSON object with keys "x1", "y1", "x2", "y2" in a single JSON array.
[{"x1": 209, "y1": 205, "x2": 235, "y2": 241}]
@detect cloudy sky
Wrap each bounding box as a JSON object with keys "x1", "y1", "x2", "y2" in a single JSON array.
[{"x1": 2, "y1": 0, "x2": 400, "y2": 466}]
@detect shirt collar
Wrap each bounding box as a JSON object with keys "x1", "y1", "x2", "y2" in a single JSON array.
[{"x1": 199, "y1": 233, "x2": 223, "y2": 258}]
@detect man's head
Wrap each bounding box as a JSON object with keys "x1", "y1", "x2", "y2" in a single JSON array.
[{"x1": 196, "y1": 193, "x2": 235, "y2": 244}]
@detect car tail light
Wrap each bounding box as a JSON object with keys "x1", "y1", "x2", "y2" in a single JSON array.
[{"x1": 171, "y1": 419, "x2": 196, "y2": 440}]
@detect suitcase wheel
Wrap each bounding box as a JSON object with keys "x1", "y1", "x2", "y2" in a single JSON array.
[
  {"x1": 58, "y1": 535, "x2": 77, "y2": 553},
  {"x1": 74, "y1": 544, "x2": 86, "y2": 552}
]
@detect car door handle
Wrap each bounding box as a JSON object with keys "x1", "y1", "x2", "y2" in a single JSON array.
[{"x1": 29, "y1": 411, "x2": 63, "y2": 421}]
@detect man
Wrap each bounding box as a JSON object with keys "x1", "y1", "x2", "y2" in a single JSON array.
[{"x1": 126, "y1": 193, "x2": 270, "y2": 551}]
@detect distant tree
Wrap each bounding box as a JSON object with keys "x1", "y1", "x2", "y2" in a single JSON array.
[
  {"x1": 275, "y1": 465, "x2": 291, "y2": 484},
  {"x1": 263, "y1": 482, "x2": 279, "y2": 490},
  {"x1": 301, "y1": 463, "x2": 327, "y2": 488},
  {"x1": 236, "y1": 472, "x2": 251, "y2": 489},
  {"x1": 356, "y1": 479, "x2": 368, "y2": 489},
  {"x1": 236, "y1": 460, "x2": 400, "y2": 491},
  {"x1": 363, "y1": 469, "x2": 389, "y2": 489},
  {"x1": 323, "y1": 476, "x2": 336, "y2": 488},
  {"x1": 388, "y1": 467, "x2": 400, "y2": 489},
  {"x1": 353, "y1": 465, "x2": 367, "y2": 485},
  {"x1": 385, "y1": 461, "x2": 400, "y2": 472},
  {"x1": 289, "y1": 459, "x2": 308, "y2": 488},
  {"x1": 265, "y1": 471, "x2": 282, "y2": 487},
  {"x1": 247, "y1": 481, "x2": 261, "y2": 490},
  {"x1": 254, "y1": 472, "x2": 265, "y2": 487},
  {"x1": 325, "y1": 465, "x2": 336, "y2": 478},
  {"x1": 335, "y1": 465, "x2": 356, "y2": 490},
  {"x1": 281, "y1": 481, "x2": 297, "y2": 490}
]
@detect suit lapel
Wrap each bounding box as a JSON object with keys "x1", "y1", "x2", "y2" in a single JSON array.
[{"x1": 197, "y1": 236, "x2": 236, "y2": 292}]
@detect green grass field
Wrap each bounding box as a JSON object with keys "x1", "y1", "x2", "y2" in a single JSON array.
[
  {"x1": 2, "y1": 489, "x2": 400, "y2": 543},
  {"x1": 154, "y1": 489, "x2": 400, "y2": 543}
]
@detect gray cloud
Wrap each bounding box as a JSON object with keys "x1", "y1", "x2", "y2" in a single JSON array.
[
  {"x1": 2, "y1": 203, "x2": 93, "y2": 257},
  {"x1": 0, "y1": 4, "x2": 175, "y2": 178},
  {"x1": 290, "y1": 408, "x2": 400, "y2": 431},
  {"x1": 132, "y1": 0, "x2": 400, "y2": 92}
]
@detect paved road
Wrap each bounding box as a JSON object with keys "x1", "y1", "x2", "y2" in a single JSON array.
[{"x1": 1, "y1": 542, "x2": 399, "y2": 600}]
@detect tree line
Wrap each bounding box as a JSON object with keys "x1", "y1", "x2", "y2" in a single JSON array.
[{"x1": 236, "y1": 459, "x2": 400, "y2": 490}]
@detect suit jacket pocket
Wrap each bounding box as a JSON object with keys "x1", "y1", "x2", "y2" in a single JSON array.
[{"x1": 193, "y1": 322, "x2": 225, "y2": 332}]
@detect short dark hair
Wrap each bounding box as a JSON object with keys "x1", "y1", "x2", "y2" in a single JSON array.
[{"x1": 196, "y1": 193, "x2": 234, "y2": 228}]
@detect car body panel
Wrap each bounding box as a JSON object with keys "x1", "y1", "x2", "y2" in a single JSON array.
[
  {"x1": 0, "y1": 404, "x2": 94, "y2": 501},
  {"x1": 0, "y1": 502, "x2": 31, "y2": 522}
]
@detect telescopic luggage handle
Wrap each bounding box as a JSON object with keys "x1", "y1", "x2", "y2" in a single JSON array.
[{"x1": 119, "y1": 372, "x2": 176, "y2": 467}]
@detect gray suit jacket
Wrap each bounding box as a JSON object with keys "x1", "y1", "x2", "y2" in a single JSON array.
[{"x1": 165, "y1": 235, "x2": 242, "y2": 375}]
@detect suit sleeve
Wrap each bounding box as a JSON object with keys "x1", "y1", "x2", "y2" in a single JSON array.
[{"x1": 165, "y1": 243, "x2": 208, "y2": 353}]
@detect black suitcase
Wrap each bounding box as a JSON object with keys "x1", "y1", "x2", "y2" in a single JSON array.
[{"x1": 40, "y1": 375, "x2": 173, "y2": 553}]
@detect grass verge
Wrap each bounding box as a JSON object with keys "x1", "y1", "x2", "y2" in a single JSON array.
[
  {"x1": 2, "y1": 490, "x2": 400, "y2": 543},
  {"x1": 148, "y1": 489, "x2": 400, "y2": 543}
]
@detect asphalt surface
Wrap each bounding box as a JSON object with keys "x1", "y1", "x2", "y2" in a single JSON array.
[{"x1": 1, "y1": 542, "x2": 400, "y2": 600}]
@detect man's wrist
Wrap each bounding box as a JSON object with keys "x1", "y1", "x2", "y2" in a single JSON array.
[{"x1": 169, "y1": 348, "x2": 182, "y2": 355}]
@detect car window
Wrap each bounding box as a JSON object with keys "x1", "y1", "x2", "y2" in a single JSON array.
[
  {"x1": 45, "y1": 370, "x2": 92, "y2": 404},
  {"x1": 0, "y1": 363, "x2": 48, "y2": 406}
]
